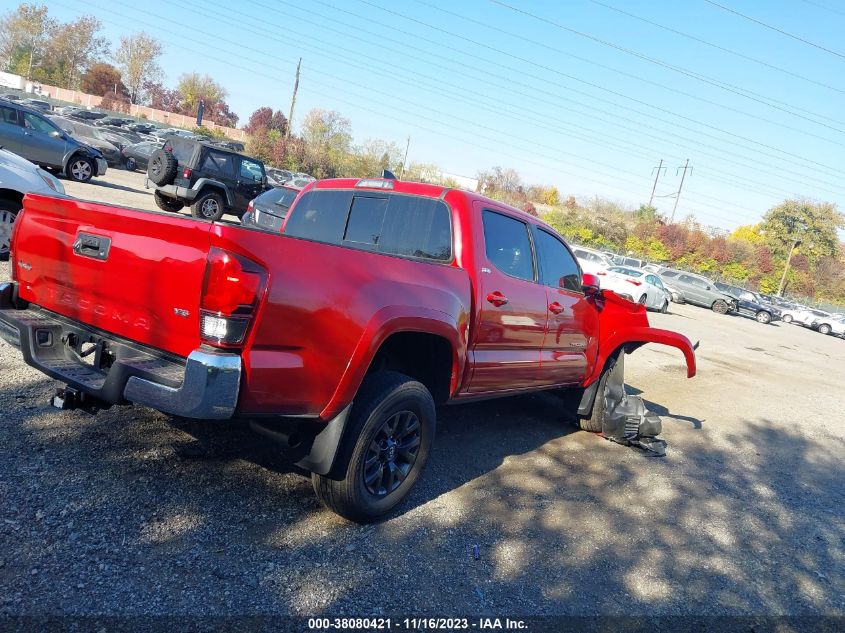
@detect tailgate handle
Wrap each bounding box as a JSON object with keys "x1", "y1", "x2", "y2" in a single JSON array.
[{"x1": 72, "y1": 233, "x2": 111, "y2": 261}]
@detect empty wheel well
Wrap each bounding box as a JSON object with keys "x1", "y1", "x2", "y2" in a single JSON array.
[
  {"x1": 0, "y1": 189, "x2": 24, "y2": 207},
  {"x1": 367, "y1": 332, "x2": 453, "y2": 405}
]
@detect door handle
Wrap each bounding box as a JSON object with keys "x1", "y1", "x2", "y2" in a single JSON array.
[
  {"x1": 486, "y1": 291, "x2": 508, "y2": 307},
  {"x1": 72, "y1": 233, "x2": 111, "y2": 260},
  {"x1": 548, "y1": 301, "x2": 564, "y2": 315}
]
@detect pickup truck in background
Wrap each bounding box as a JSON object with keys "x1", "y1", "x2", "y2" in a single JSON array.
[{"x1": 0, "y1": 177, "x2": 696, "y2": 522}]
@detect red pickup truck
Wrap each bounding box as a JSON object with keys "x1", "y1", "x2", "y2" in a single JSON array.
[{"x1": 0, "y1": 177, "x2": 696, "y2": 521}]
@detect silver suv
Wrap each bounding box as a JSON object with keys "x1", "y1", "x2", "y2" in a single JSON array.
[
  {"x1": 658, "y1": 268, "x2": 736, "y2": 314},
  {"x1": 0, "y1": 101, "x2": 107, "y2": 183}
]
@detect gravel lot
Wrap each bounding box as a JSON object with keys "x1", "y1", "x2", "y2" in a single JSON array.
[{"x1": 1, "y1": 171, "x2": 843, "y2": 619}]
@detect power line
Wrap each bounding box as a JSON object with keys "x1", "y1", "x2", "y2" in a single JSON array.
[
  {"x1": 587, "y1": 0, "x2": 845, "y2": 96},
  {"x1": 702, "y1": 0, "x2": 845, "y2": 60},
  {"x1": 63, "y1": 0, "x2": 769, "y2": 227},
  {"x1": 799, "y1": 0, "x2": 845, "y2": 18}
]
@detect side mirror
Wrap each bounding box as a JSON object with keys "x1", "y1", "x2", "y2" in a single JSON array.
[{"x1": 582, "y1": 272, "x2": 601, "y2": 296}]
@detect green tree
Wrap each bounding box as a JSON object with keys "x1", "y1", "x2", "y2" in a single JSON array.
[
  {"x1": 0, "y1": 3, "x2": 55, "y2": 79},
  {"x1": 759, "y1": 199, "x2": 843, "y2": 261},
  {"x1": 39, "y1": 15, "x2": 107, "y2": 88}
]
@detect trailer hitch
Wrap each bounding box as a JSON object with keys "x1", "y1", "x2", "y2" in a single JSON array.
[{"x1": 51, "y1": 387, "x2": 109, "y2": 414}]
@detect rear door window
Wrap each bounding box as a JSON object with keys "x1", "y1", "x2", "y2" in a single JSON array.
[
  {"x1": 202, "y1": 150, "x2": 235, "y2": 177},
  {"x1": 0, "y1": 105, "x2": 19, "y2": 125},
  {"x1": 534, "y1": 228, "x2": 580, "y2": 292},
  {"x1": 482, "y1": 210, "x2": 535, "y2": 281}
]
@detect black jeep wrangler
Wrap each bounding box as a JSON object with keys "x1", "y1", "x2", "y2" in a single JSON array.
[{"x1": 145, "y1": 137, "x2": 270, "y2": 221}]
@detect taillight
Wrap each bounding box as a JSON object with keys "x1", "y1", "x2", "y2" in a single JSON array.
[
  {"x1": 182, "y1": 167, "x2": 192, "y2": 179},
  {"x1": 199, "y1": 247, "x2": 267, "y2": 347},
  {"x1": 247, "y1": 200, "x2": 254, "y2": 213}
]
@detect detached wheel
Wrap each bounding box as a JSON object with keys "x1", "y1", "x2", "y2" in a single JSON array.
[
  {"x1": 154, "y1": 190, "x2": 184, "y2": 213},
  {"x1": 783, "y1": 314, "x2": 793, "y2": 323},
  {"x1": 818, "y1": 324, "x2": 831, "y2": 335},
  {"x1": 191, "y1": 191, "x2": 225, "y2": 221},
  {"x1": 755, "y1": 310, "x2": 772, "y2": 324},
  {"x1": 0, "y1": 199, "x2": 20, "y2": 261},
  {"x1": 67, "y1": 155, "x2": 93, "y2": 183},
  {"x1": 312, "y1": 371, "x2": 435, "y2": 523},
  {"x1": 147, "y1": 148, "x2": 177, "y2": 185},
  {"x1": 712, "y1": 299, "x2": 729, "y2": 314}
]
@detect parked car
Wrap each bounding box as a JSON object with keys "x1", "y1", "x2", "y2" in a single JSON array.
[
  {"x1": 809, "y1": 313, "x2": 845, "y2": 337},
  {"x1": 241, "y1": 185, "x2": 300, "y2": 232},
  {"x1": 658, "y1": 269, "x2": 735, "y2": 314},
  {"x1": 69, "y1": 110, "x2": 107, "y2": 121},
  {"x1": 0, "y1": 94, "x2": 21, "y2": 102},
  {"x1": 609, "y1": 254, "x2": 646, "y2": 268},
  {"x1": 50, "y1": 116, "x2": 122, "y2": 167},
  {"x1": 20, "y1": 98, "x2": 51, "y2": 112},
  {"x1": 0, "y1": 176, "x2": 697, "y2": 521},
  {"x1": 145, "y1": 137, "x2": 270, "y2": 220},
  {"x1": 713, "y1": 283, "x2": 781, "y2": 324},
  {"x1": 266, "y1": 168, "x2": 294, "y2": 187},
  {"x1": 597, "y1": 266, "x2": 670, "y2": 312},
  {"x1": 795, "y1": 308, "x2": 832, "y2": 328},
  {"x1": 54, "y1": 105, "x2": 82, "y2": 116},
  {"x1": 0, "y1": 101, "x2": 106, "y2": 182},
  {"x1": 121, "y1": 141, "x2": 161, "y2": 172},
  {"x1": 0, "y1": 147, "x2": 65, "y2": 260},
  {"x1": 780, "y1": 305, "x2": 812, "y2": 324},
  {"x1": 94, "y1": 116, "x2": 129, "y2": 127},
  {"x1": 571, "y1": 245, "x2": 613, "y2": 275},
  {"x1": 127, "y1": 122, "x2": 158, "y2": 134}
]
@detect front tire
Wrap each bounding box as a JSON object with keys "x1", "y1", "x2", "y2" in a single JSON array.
[
  {"x1": 818, "y1": 324, "x2": 831, "y2": 335},
  {"x1": 312, "y1": 371, "x2": 436, "y2": 523},
  {"x1": 191, "y1": 191, "x2": 225, "y2": 221},
  {"x1": 712, "y1": 299, "x2": 729, "y2": 314},
  {"x1": 125, "y1": 157, "x2": 137, "y2": 171},
  {"x1": 67, "y1": 155, "x2": 93, "y2": 183},
  {"x1": 0, "y1": 199, "x2": 20, "y2": 261},
  {"x1": 783, "y1": 314, "x2": 793, "y2": 323},
  {"x1": 660, "y1": 300, "x2": 669, "y2": 314},
  {"x1": 755, "y1": 310, "x2": 772, "y2": 324},
  {"x1": 579, "y1": 358, "x2": 617, "y2": 432},
  {"x1": 638, "y1": 294, "x2": 647, "y2": 305}
]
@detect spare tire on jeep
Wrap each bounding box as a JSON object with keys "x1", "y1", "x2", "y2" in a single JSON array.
[{"x1": 147, "y1": 148, "x2": 177, "y2": 185}]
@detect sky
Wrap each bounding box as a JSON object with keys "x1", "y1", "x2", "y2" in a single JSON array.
[{"x1": 36, "y1": 0, "x2": 845, "y2": 233}]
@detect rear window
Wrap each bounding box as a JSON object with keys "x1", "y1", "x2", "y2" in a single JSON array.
[
  {"x1": 201, "y1": 150, "x2": 235, "y2": 177},
  {"x1": 283, "y1": 190, "x2": 452, "y2": 262},
  {"x1": 661, "y1": 270, "x2": 679, "y2": 278},
  {"x1": 0, "y1": 105, "x2": 18, "y2": 125},
  {"x1": 255, "y1": 187, "x2": 298, "y2": 211}
]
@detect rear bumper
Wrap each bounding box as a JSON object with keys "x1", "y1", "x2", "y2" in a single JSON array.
[
  {"x1": 146, "y1": 179, "x2": 196, "y2": 202},
  {"x1": 0, "y1": 283, "x2": 240, "y2": 419}
]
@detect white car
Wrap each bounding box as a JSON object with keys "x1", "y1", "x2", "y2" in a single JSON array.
[
  {"x1": 598, "y1": 265, "x2": 671, "y2": 312},
  {"x1": 791, "y1": 308, "x2": 829, "y2": 328},
  {"x1": 0, "y1": 148, "x2": 65, "y2": 260},
  {"x1": 571, "y1": 245, "x2": 613, "y2": 275},
  {"x1": 811, "y1": 314, "x2": 845, "y2": 337}
]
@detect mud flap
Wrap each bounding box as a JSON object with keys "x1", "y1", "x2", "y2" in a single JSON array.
[{"x1": 601, "y1": 353, "x2": 666, "y2": 455}]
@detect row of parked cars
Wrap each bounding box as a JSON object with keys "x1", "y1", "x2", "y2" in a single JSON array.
[{"x1": 570, "y1": 244, "x2": 845, "y2": 338}]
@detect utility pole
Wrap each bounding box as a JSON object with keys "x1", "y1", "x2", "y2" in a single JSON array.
[
  {"x1": 671, "y1": 159, "x2": 693, "y2": 223},
  {"x1": 648, "y1": 159, "x2": 666, "y2": 207},
  {"x1": 285, "y1": 58, "x2": 301, "y2": 140},
  {"x1": 399, "y1": 136, "x2": 410, "y2": 178},
  {"x1": 777, "y1": 239, "x2": 802, "y2": 296}
]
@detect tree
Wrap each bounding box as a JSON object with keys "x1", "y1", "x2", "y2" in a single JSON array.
[
  {"x1": 114, "y1": 32, "x2": 163, "y2": 104},
  {"x1": 244, "y1": 107, "x2": 287, "y2": 135},
  {"x1": 759, "y1": 199, "x2": 843, "y2": 262},
  {"x1": 176, "y1": 73, "x2": 236, "y2": 126},
  {"x1": 81, "y1": 63, "x2": 127, "y2": 97},
  {"x1": 39, "y1": 15, "x2": 107, "y2": 88},
  {"x1": 0, "y1": 3, "x2": 54, "y2": 79},
  {"x1": 300, "y1": 109, "x2": 352, "y2": 178},
  {"x1": 143, "y1": 80, "x2": 180, "y2": 112}
]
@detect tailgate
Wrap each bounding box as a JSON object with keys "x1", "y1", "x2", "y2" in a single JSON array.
[{"x1": 13, "y1": 193, "x2": 212, "y2": 358}]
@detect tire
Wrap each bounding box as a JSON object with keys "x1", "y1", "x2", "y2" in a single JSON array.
[
  {"x1": 579, "y1": 357, "x2": 616, "y2": 432},
  {"x1": 154, "y1": 190, "x2": 184, "y2": 213},
  {"x1": 67, "y1": 155, "x2": 93, "y2": 183},
  {"x1": 712, "y1": 299, "x2": 729, "y2": 314},
  {"x1": 660, "y1": 300, "x2": 669, "y2": 314},
  {"x1": 124, "y1": 157, "x2": 136, "y2": 171},
  {"x1": 783, "y1": 314, "x2": 793, "y2": 323},
  {"x1": 191, "y1": 191, "x2": 225, "y2": 221},
  {"x1": 147, "y1": 148, "x2": 177, "y2": 185},
  {"x1": 755, "y1": 310, "x2": 772, "y2": 324},
  {"x1": 0, "y1": 199, "x2": 21, "y2": 262},
  {"x1": 818, "y1": 324, "x2": 831, "y2": 335},
  {"x1": 638, "y1": 294, "x2": 647, "y2": 305},
  {"x1": 312, "y1": 371, "x2": 436, "y2": 523}
]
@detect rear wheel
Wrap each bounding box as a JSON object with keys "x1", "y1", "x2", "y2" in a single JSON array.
[
  {"x1": 818, "y1": 324, "x2": 831, "y2": 335},
  {"x1": 154, "y1": 190, "x2": 184, "y2": 213},
  {"x1": 755, "y1": 310, "x2": 772, "y2": 324},
  {"x1": 783, "y1": 314, "x2": 793, "y2": 323},
  {"x1": 638, "y1": 294, "x2": 647, "y2": 305},
  {"x1": 124, "y1": 157, "x2": 137, "y2": 171},
  {"x1": 660, "y1": 300, "x2": 669, "y2": 314},
  {"x1": 191, "y1": 191, "x2": 225, "y2": 221},
  {"x1": 0, "y1": 199, "x2": 21, "y2": 261},
  {"x1": 67, "y1": 155, "x2": 93, "y2": 183},
  {"x1": 312, "y1": 371, "x2": 435, "y2": 523},
  {"x1": 712, "y1": 299, "x2": 729, "y2": 314}
]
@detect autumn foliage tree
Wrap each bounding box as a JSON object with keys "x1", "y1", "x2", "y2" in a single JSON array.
[{"x1": 81, "y1": 63, "x2": 127, "y2": 97}]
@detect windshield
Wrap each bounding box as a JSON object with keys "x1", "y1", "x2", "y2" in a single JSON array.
[{"x1": 609, "y1": 266, "x2": 642, "y2": 277}]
